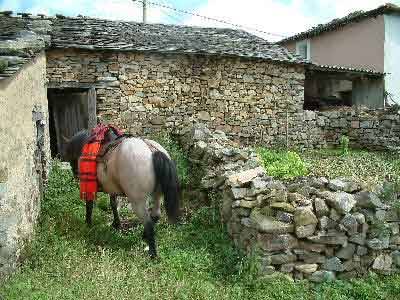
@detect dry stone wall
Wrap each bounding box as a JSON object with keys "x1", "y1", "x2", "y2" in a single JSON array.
[
  {"x1": 0, "y1": 53, "x2": 50, "y2": 278},
  {"x1": 303, "y1": 108, "x2": 400, "y2": 151},
  {"x1": 184, "y1": 124, "x2": 400, "y2": 282}
]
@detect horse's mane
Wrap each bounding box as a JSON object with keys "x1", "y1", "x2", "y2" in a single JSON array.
[
  {"x1": 66, "y1": 130, "x2": 90, "y2": 160},
  {"x1": 64, "y1": 130, "x2": 91, "y2": 180}
]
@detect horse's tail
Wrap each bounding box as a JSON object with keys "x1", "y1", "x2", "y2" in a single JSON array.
[{"x1": 152, "y1": 151, "x2": 180, "y2": 223}]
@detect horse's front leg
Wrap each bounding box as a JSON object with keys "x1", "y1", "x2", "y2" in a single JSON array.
[
  {"x1": 110, "y1": 195, "x2": 121, "y2": 229},
  {"x1": 86, "y1": 200, "x2": 94, "y2": 226}
]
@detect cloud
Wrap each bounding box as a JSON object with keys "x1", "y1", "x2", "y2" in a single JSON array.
[
  {"x1": 0, "y1": 0, "x2": 165, "y2": 23},
  {"x1": 182, "y1": 0, "x2": 400, "y2": 41}
]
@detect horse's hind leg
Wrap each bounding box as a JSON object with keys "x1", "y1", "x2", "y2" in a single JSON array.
[
  {"x1": 86, "y1": 201, "x2": 94, "y2": 226},
  {"x1": 129, "y1": 195, "x2": 157, "y2": 258},
  {"x1": 150, "y1": 189, "x2": 162, "y2": 224},
  {"x1": 110, "y1": 195, "x2": 121, "y2": 229}
]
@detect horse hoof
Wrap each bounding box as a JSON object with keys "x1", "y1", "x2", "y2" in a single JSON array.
[
  {"x1": 144, "y1": 246, "x2": 157, "y2": 259},
  {"x1": 151, "y1": 215, "x2": 160, "y2": 224}
]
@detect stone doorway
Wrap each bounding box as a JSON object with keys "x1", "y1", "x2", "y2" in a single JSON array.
[{"x1": 47, "y1": 87, "x2": 96, "y2": 158}]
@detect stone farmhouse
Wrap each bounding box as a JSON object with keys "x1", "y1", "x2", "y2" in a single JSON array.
[
  {"x1": 1, "y1": 12, "x2": 399, "y2": 277},
  {"x1": 280, "y1": 3, "x2": 400, "y2": 109}
]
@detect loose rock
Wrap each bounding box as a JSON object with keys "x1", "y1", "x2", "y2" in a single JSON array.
[
  {"x1": 322, "y1": 257, "x2": 345, "y2": 272},
  {"x1": 309, "y1": 271, "x2": 336, "y2": 283}
]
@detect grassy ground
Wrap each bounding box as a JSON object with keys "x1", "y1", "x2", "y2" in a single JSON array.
[
  {"x1": 1, "y1": 162, "x2": 400, "y2": 299},
  {"x1": 301, "y1": 149, "x2": 400, "y2": 189}
]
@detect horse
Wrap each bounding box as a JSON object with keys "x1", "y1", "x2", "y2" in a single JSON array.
[{"x1": 63, "y1": 128, "x2": 180, "y2": 258}]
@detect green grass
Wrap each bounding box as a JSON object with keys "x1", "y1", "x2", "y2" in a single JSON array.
[
  {"x1": 1, "y1": 162, "x2": 400, "y2": 299},
  {"x1": 258, "y1": 148, "x2": 308, "y2": 180},
  {"x1": 301, "y1": 149, "x2": 400, "y2": 189},
  {"x1": 258, "y1": 147, "x2": 400, "y2": 189}
]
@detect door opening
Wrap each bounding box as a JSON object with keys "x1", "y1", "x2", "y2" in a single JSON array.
[{"x1": 47, "y1": 87, "x2": 96, "y2": 159}]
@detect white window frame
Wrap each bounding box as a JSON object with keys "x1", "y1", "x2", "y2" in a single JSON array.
[{"x1": 296, "y1": 39, "x2": 311, "y2": 60}]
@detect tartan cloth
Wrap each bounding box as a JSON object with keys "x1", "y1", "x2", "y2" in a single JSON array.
[
  {"x1": 79, "y1": 142, "x2": 101, "y2": 201},
  {"x1": 88, "y1": 124, "x2": 124, "y2": 143},
  {"x1": 79, "y1": 124, "x2": 124, "y2": 201}
]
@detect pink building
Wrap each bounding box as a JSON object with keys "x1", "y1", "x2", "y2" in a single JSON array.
[{"x1": 279, "y1": 4, "x2": 400, "y2": 109}]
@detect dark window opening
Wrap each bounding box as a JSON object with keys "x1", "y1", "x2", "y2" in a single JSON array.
[{"x1": 304, "y1": 74, "x2": 353, "y2": 111}]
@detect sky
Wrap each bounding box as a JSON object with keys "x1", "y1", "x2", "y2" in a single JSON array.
[{"x1": 1, "y1": 0, "x2": 399, "y2": 41}]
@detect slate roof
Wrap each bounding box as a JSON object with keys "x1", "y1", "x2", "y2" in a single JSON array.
[
  {"x1": 0, "y1": 13, "x2": 308, "y2": 80},
  {"x1": 307, "y1": 64, "x2": 384, "y2": 77},
  {"x1": 279, "y1": 3, "x2": 400, "y2": 44},
  {"x1": 49, "y1": 16, "x2": 305, "y2": 64},
  {"x1": 0, "y1": 14, "x2": 51, "y2": 80}
]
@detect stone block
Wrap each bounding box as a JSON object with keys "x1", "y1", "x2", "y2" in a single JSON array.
[
  {"x1": 294, "y1": 263, "x2": 318, "y2": 274},
  {"x1": 322, "y1": 257, "x2": 345, "y2": 272},
  {"x1": 314, "y1": 198, "x2": 329, "y2": 217},
  {"x1": 367, "y1": 238, "x2": 390, "y2": 250},
  {"x1": 276, "y1": 211, "x2": 294, "y2": 224},
  {"x1": 294, "y1": 208, "x2": 318, "y2": 226},
  {"x1": 227, "y1": 167, "x2": 265, "y2": 187},
  {"x1": 356, "y1": 246, "x2": 368, "y2": 256},
  {"x1": 321, "y1": 191, "x2": 356, "y2": 214},
  {"x1": 355, "y1": 191, "x2": 385, "y2": 209},
  {"x1": 309, "y1": 271, "x2": 336, "y2": 283},
  {"x1": 270, "y1": 202, "x2": 295, "y2": 213},
  {"x1": 340, "y1": 214, "x2": 358, "y2": 235},
  {"x1": 336, "y1": 243, "x2": 356, "y2": 260},
  {"x1": 250, "y1": 209, "x2": 294, "y2": 234},
  {"x1": 270, "y1": 252, "x2": 297, "y2": 265},
  {"x1": 372, "y1": 254, "x2": 392, "y2": 272},
  {"x1": 257, "y1": 233, "x2": 298, "y2": 251},
  {"x1": 308, "y1": 233, "x2": 348, "y2": 246}
]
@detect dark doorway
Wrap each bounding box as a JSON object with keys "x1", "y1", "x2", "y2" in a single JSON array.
[{"x1": 48, "y1": 87, "x2": 96, "y2": 159}]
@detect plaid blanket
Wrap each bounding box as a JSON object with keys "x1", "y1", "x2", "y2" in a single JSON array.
[{"x1": 79, "y1": 124, "x2": 123, "y2": 201}]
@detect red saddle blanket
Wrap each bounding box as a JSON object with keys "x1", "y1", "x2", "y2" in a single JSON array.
[{"x1": 79, "y1": 124, "x2": 123, "y2": 201}]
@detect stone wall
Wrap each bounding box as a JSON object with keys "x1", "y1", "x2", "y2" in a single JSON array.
[
  {"x1": 0, "y1": 53, "x2": 50, "y2": 277},
  {"x1": 46, "y1": 49, "x2": 399, "y2": 151},
  {"x1": 184, "y1": 124, "x2": 400, "y2": 282},
  {"x1": 46, "y1": 49, "x2": 319, "y2": 148},
  {"x1": 310, "y1": 108, "x2": 400, "y2": 151}
]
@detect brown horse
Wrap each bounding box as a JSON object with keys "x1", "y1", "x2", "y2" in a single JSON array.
[{"x1": 63, "y1": 129, "x2": 180, "y2": 258}]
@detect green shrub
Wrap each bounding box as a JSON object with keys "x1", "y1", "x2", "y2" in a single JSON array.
[
  {"x1": 339, "y1": 135, "x2": 350, "y2": 156},
  {"x1": 151, "y1": 133, "x2": 190, "y2": 186},
  {"x1": 258, "y1": 148, "x2": 308, "y2": 180}
]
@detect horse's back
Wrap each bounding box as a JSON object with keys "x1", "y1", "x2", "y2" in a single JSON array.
[{"x1": 103, "y1": 137, "x2": 156, "y2": 196}]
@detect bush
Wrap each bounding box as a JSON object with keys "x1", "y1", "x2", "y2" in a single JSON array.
[
  {"x1": 258, "y1": 148, "x2": 308, "y2": 180},
  {"x1": 151, "y1": 133, "x2": 190, "y2": 186}
]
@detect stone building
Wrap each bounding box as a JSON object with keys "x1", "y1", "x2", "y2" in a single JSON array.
[
  {"x1": 43, "y1": 16, "x2": 311, "y2": 153},
  {"x1": 0, "y1": 16, "x2": 51, "y2": 277}
]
